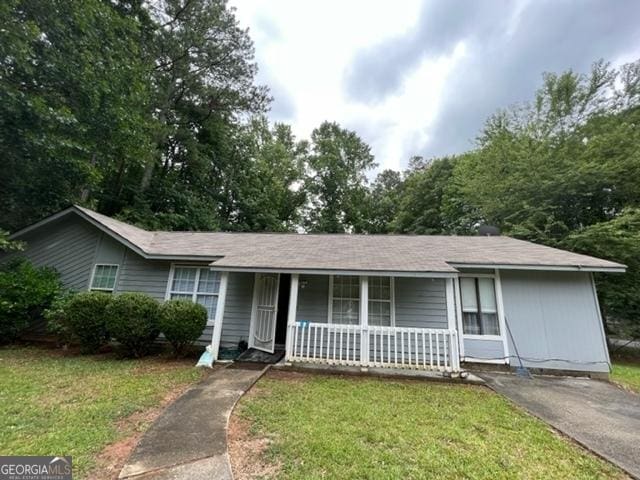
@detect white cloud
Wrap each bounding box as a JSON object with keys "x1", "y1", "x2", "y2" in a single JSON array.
[
  {"x1": 231, "y1": 0, "x2": 456, "y2": 171},
  {"x1": 231, "y1": 0, "x2": 640, "y2": 173}
]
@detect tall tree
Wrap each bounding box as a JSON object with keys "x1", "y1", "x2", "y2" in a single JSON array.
[
  {"x1": 303, "y1": 122, "x2": 376, "y2": 233},
  {"x1": 0, "y1": 0, "x2": 154, "y2": 230},
  {"x1": 392, "y1": 157, "x2": 457, "y2": 234},
  {"x1": 225, "y1": 118, "x2": 307, "y2": 231},
  {"x1": 364, "y1": 169, "x2": 404, "y2": 233}
]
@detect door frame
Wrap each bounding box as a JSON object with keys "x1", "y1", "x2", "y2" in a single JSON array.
[{"x1": 249, "y1": 272, "x2": 281, "y2": 353}]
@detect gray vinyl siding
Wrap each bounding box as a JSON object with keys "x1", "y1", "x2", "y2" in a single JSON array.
[
  {"x1": 296, "y1": 275, "x2": 329, "y2": 323},
  {"x1": 463, "y1": 337, "x2": 504, "y2": 361},
  {"x1": 116, "y1": 250, "x2": 171, "y2": 299},
  {"x1": 94, "y1": 234, "x2": 126, "y2": 265},
  {"x1": 500, "y1": 270, "x2": 609, "y2": 373},
  {"x1": 1, "y1": 216, "x2": 100, "y2": 290},
  {"x1": 219, "y1": 272, "x2": 254, "y2": 348},
  {"x1": 394, "y1": 278, "x2": 448, "y2": 328}
]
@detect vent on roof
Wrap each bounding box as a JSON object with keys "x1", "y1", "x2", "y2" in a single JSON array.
[{"x1": 478, "y1": 225, "x2": 500, "y2": 236}]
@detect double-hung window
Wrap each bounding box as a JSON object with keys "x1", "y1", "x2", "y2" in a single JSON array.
[
  {"x1": 331, "y1": 275, "x2": 360, "y2": 324},
  {"x1": 90, "y1": 264, "x2": 119, "y2": 292},
  {"x1": 368, "y1": 277, "x2": 393, "y2": 326},
  {"x1": 459, "y1": 277, "x2": 500, "y2": 335},
  {"x1": 168, "y1": 266, "x2": 220, "y2": 324}
]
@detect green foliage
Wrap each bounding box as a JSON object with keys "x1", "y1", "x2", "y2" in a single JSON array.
[
  {"x1": 63, "y1": 291, "x2": 113, "y2": 353},
  {"x1": 44, "y1": 290, "x2": 75, "y2": 346},
  {"x1": 0, "y1": 258, "x2": 63, "y2": 343},
  {"x1": 566, "y1": 209, "x2": 640, "y2": 338},
  {"x1": 364, "y1": 169, "x2": 404, "y2": 233},
  {"x1": 0, "y1": 230, "x2": 25, "y2": 253},
  {"x1": 393, "y1": 157, "x2": 457, "y2": 234},
  {"x1": 304, "y1": 122, "x2": 377, "y2": 233},
  {"x1": 159, "y1": 300, "x2": 208, "y2": 356},
  {"x1": 105, "y1": 293, "x2": 160, "y2": 357},
  {"x1": 0, "y1": 0, "x2": 154, "y2": 230}
]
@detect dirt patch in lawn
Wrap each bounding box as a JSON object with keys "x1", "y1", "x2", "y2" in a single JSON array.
[
  {"x1": 85, "y1": 373, "x2": 208, "y2": 480},
  {"x1": 228, "y1": 414, "x2": 282, "y2": 480}
]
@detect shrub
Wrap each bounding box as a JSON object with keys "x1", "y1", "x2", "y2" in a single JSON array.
[
  {"x1": 106, "y1": 293, "x2": 160, "y2": 357},
  {"x1": 63, "y1": 291, "x2": 112, "y2": 353},
  {"x1": 44, "y1": 291, "x2": 76, "y2": 347},
  {"x1": 0, "y1": 258, "x2": 63, "y2": 343},
  {"x1": 159, "y1": 300, "x2": 208, "y2": 356}
]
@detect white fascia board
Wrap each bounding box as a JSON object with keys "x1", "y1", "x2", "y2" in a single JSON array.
[
  {"x1": 207, "y1": 265, "x2": 458, "y2": 278},
  {"x1": 447, "y1": 263, "x2": 626, "y2": 273}
]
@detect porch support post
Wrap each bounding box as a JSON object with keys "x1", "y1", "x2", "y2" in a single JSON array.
[
  {"x1": 446, "y1": 278, "x2": 460, "y2": 372},
  {"x1": 360, "y1": 276, "x2": 369, "y2": 368},
  {"x1": 285, "y1": 274, "x2": 299, "y2": 362},
  {"x1": 494, "y1": 269, "x2": 510, "y2": 365},
  {"x1": 453, "y1": 276, "x2": 465, "y2": 359},
  {"x1": 211, "y1": 271, "x2": 229, "y2": 361}
]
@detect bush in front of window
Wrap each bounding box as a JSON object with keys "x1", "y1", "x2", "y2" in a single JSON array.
[
  {"x1": 63, "y1": 291, "x2": 112, "y2": 353},
  {"x1": 0, "y1": 258, "x2": 63, "y2": 344},
  {"x1": 159, "y1": 300, "x2": 207, "y2": 356},
  {"x1": 106, "y1": 292, "x2": 160, "y2": 357}
]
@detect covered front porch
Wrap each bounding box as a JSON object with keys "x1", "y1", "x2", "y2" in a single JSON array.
[
  {"x1": 286, "y1": 274, "x2": 460, "y2": 372},
  {"x1": 210, "y1": 271, "x2": 467, "y2": 373}
]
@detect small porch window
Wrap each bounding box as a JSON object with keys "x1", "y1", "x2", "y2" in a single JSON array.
[
  {"x1": 460, "y1": 277, "x2": 499, "y2": 335},
  {"x1": 368, "y1": 277, "x2": 393, "y2": 326},
  {"x1": 167, "y1": 266, "x2": 220, "y2": 323},
  {"x1": 330, "y1": 275, "x2": 360, "y2": 324},
  {"x1": 90, "y1": 264, "x2": 119, "y2": 292}
]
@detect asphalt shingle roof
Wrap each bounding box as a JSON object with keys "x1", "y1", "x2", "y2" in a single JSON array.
[{"x1": 74, "y1": 206, "x2": 624, "y2": 273}]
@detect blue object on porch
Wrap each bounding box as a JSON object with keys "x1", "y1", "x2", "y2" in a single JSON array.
[
  {"x1": 298, "y1": 320, "x2": 309, "y2": 328},
  {"x1": 196, "y1": 345, "x2": 214, "y2": 368}
]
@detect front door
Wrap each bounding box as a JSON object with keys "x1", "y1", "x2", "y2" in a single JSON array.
[{"x1": 249, "y1": 273, "x2": 280, "y2": 353}]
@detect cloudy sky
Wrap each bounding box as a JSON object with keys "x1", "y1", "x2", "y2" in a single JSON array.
[{"x1": 230, "y1": 0, "x2": 640, "y2": 172}]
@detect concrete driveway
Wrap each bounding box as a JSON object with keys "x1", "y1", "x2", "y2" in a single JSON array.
[{"x1": 480, "y1": 373, "x2": 640, "y2": 479}]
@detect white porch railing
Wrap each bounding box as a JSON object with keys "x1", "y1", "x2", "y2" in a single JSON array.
[{"x1": 287, "y1": 322, "x2": 460, "y2": 373}]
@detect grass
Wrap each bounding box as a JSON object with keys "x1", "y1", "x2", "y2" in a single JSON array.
[
  {"x1": 611, "y1": 361, "x2": 640, "y2": 393},
  {"x1": 0, "y1": 346, "x2": 203, "y2": 477},
  {"x1": 235, "y1": 372, "x2": 624, "y2": 480}
]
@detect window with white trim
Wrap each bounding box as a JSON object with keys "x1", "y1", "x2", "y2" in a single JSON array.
[
  {"x1": 168, "y1": 266, "x2": 220, "y2": 323},
  {"x1": 331, "y1": 275, "x2": 360, "y2": 324},
  {"x1": 459, "y1": 277, "x2": 500, "y2": 335},
  {"x1": 90, "y1": 264, "x2": 119, "y2": 292},
  {"x1": 368, "y1": 277, "x2": 392, "y2": 326}
]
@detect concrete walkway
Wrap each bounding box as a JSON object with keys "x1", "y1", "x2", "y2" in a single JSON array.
[
  {"x1": 481, "y1": 373, "x2": 640, "y2": 479},
  {"x1": 119, "y1": 365, "x2": 267, "y2": 480}
]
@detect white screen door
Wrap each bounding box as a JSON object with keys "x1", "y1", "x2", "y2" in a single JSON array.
[{"x1": 249, "y1": 273, "x2": 280, "y2": 353}]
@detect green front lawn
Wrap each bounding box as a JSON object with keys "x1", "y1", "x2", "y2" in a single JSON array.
[
  {"x1": 0, "y1": 347, "x2": 203, "y2": 477},
  {"x1": 611, "y1": 361, "x2": 640, "y2": 393},
  {"x1": 234, "y1": 372, "x2": 623, "y2": 479}
]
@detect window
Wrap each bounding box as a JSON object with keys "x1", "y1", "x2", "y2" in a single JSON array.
[
  {"x1": 331, "y1": 275, "x2": 360, "y2": 324},
  {"x1": 368, "y1": 277, "x2": 393, "y2": 326},
  {"x1": 90, "y1": 264, "x2": 119, "y2": 292},
  {"x1": 168, "y1": 266, "x2": 220, "y2": 323},
  {"x1": 459, "y1": 277, "x2": 500, "y2": 335}
]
